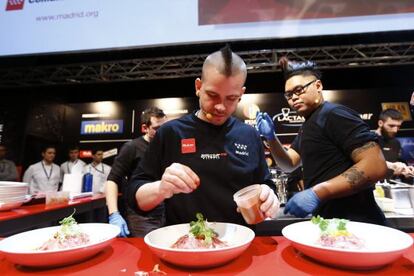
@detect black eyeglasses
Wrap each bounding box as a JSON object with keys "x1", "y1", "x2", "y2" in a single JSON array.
[{"x1": 284, "y1": 79, "x2": 317, "y2": 100}]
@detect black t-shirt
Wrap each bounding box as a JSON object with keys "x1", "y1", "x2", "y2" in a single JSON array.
[
  {"x1": 291, "y1": 102, "x2": 386, "y2": 225},
  {"x1": 107, "y1": 136, "x2": 149, "y2": 185},
  {"x1": 377, "y1": 135, "x2": 402, "y2": 163},
  {"x1": 128, "y1": 112, "x2": 273, "y2": 226}
]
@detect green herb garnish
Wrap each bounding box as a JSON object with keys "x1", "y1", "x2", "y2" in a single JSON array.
[
  {"x1": 311, "y1": 215, "x2": 350, "y2": 236},
  {"x1": 54, "y1": 209, "x2": 80, "y2": 240},
  {"x1": 189, "y1": 213, "x2": 217, "y2": 245}
]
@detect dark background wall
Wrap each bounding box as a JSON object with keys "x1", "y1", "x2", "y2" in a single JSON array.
[{"x1": 1, "y1": 31, "x2": 414, "y2": 175}]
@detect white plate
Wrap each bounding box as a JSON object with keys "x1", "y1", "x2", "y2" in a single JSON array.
[
  {"x1": 0, "y1": 223, "x2": 120, "y2": 267},
  {"x1": 144, "y1": 222, "x2": 255, "y2": 268},
  {"x1": 282, "y1": 220, "x2": 413, "y2": 270}
]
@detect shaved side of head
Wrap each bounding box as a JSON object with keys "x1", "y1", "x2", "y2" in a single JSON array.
[{"x1": 201, "y1": 45, "x2": 247, "y2": 83}]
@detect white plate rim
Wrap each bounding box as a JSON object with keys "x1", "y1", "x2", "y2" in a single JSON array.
[
  {"x1": 0, "y1": 223, "x2": 120, "y2": 254},
  {"x1": 144, "y1": 222, "x2": 255, "y2": 253},
  {"x1": 282, "y1": 220, "x2": 413, "y2": 254}
]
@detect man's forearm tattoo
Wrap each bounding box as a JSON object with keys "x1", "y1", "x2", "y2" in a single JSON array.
[
  {"x1": 351, "y1": 141, "x2": 377, "y2": 159},
  {"x1": 341, "y1": 167, "x2": 366, "y2": 190}
]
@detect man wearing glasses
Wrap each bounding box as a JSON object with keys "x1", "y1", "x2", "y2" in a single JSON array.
[{"x1": 256, "y1": 57, "x2": 388, "y2": 225}]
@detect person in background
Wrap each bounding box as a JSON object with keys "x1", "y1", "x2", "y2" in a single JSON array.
[
  {"x1": 105, "y1": 107, "x2": 167, "y2": 237},
  {"x1": 60, "y1": 145, "x2": 86, "y2": 181},
  {"x1": 23, "y1": 145, "x2": 61, "y2": 194},
  {"x1": 285, "y1": 166, "x2": 304, "y2": 200},
  {"x1": 0, "y1": 144, "x2": 18, "y2": 181},
  {"x1": 84, "y1": 150, "x2": 111, "y2": 194},
  {"x1": 375, "y1": 108, "x2": 414, "y2": 179},
  {"x1": 256, "y1": 57, "x2": 388, "y2": 224},
  {"x1": 128, "y1": 45, "x2": 279, "y2": 227}
]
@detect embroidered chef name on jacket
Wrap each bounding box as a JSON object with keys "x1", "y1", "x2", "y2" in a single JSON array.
[{"x1": 200, "y1": 152, "x2": 227, "y2": 160}]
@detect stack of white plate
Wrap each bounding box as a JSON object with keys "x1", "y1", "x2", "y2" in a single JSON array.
[{"x1": 0, "y1": 181, "x2": 30, "y2": 211}]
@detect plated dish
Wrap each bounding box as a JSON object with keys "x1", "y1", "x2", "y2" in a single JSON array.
[
  {"x1": 282, "y1": 218, "x2": 413, "y2": 270},
  {"x1": 0, "y1": 214, "x2": 119, "y2": 267},
  {"x1": 144, "y1": 214, "x2": 255, "y2": 268}
]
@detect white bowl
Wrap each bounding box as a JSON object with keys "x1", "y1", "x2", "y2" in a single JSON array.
[
  {"x1": 0, "y1": 223, "x2": 120, "y2": 267},
  {"x1": 282, "y1": 220, "x2": 413, "y2": 270},
  {"x1": 144, "y1": 222, "x2": 255, "y2": 268}
]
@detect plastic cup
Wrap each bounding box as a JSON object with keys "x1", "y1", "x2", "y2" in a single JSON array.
[
  {"x1": 45, "y1": 191, "x2": 69, "y2": 206},
  {"x1": 233, "y1": 184, "x2": 265, "y2": 225}
]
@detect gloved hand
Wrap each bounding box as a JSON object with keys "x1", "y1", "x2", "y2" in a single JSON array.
[
  {"x1": 256, "y1": 112, "x2": 276, "y2": 141},
  {"x1": 109, "y1": 211, "x2": 130, "y2": 237},
  {"x1": 284, "y1": 188, "x2": 320, "y2": 218}
]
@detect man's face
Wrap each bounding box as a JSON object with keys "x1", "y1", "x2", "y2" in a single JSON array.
[
  {"x1": 68, "y1": 149, "x2": 79, "y2": 162},
  {"x1": 285, "y1": 75, "x2": 322, "y2": 117},
  {"x1": 195, "y1": 67, "x2": 245, "y2": 126},
  {"x1": 0, "y1": 146, "x2": 6, "y2": 159},
  {"x1": 42, "y1": 148, "x2": 56, "y2": 163},
  {"x1": 143, "y1": 116, "x2": 167, "y2": 141},
  {"x1": 379, "y1": 118, "x2": 402, "y2": 139},
  {"x1": 93, "y1": 151, "x2": 104, "y2": 164}
]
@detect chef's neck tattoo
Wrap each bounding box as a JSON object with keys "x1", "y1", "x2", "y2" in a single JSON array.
[
  {"x1": 351, "y1": 141, "x2": 377, "y2": 160},
  {"x1": 341, "y1": 167, "x2": 368, "y2": 190}
]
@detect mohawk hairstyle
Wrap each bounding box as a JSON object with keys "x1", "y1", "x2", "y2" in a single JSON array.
[
  {"x1": 220, "y1": 44, "x2": 233, "y2": 77},
  {"x1": 279, "y1": 56, "x2": 322, "y2": 81}
]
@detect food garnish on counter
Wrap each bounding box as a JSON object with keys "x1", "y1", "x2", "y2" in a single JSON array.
[
  {"x1": 311, "y1": 215, "x2": 364, "y2": 250},
  {"x1": 171, "y1": 213, "x2": 228, "y2": 249},
  {"x1": 36, "y1": 209, "x2": 90, "y2": 251}
]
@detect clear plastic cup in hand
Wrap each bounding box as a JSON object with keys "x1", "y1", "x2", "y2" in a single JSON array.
[{"x1": 233, "y1": 184, "x2": 265, "y2": 225}]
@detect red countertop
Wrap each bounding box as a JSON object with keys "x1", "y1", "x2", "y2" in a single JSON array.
[
  {"x1": 0, "y1": 194, "x2": 106, "y2": 222},
  {"x1": 1, "y1": 235, "x2": 413, "y2": 275}
]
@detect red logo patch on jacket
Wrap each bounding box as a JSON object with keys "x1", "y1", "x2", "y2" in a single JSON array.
[{"x1": 181, "y1": 138, "x2": 196, "y2": 154}]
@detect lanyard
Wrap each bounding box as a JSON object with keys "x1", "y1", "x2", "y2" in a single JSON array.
[
  {"x1": 67, "y1": 160, "x2": 78, "y2": 174},
  {"x1": 92, "y1": 163, "x2": 104, "y2": 174},
  {"x1": 41, "y1": 161, "x2": 53, "y2": 181}
]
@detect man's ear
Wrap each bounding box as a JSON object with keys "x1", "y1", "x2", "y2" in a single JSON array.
[
  {"x1": 141, "y1": 124, "x2": 148, "y2": 133},
  {"x1": 316, "y1": 80, "x2": 323, "y2": 92},
  {"x1": 195, "y1": 78, "x2": 202, "y2": 95},
  {"x1": 378, "y1": 120, "x2": 384, "y2": 127}
]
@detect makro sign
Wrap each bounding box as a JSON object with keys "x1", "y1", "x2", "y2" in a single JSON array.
[{"x1": 81, "y1": 120, "x2": 124, "y2": 135}]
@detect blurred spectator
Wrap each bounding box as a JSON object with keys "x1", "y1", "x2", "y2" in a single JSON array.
[
  {"x1": 375, "y1": 108, "x2": 414, "y2": 179},
  {"x1": 84, "y1": 150, "x2": 111, "y2": 194},
  {"x1": 105, "y1": 107, "x2": 167, "y2": 237},
  {"x1": 60, "y1": 145, "x2": 85, "y2": 182},
  {"x1": 0, "y1": 144, "x2": 18, "y2": 181},
  {"x1": 23, "y1": 145, "x2": 60, "y2": 194}
]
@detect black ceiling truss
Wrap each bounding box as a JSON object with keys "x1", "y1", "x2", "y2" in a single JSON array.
[{"x1": 0, "y1": 41, "x2": 413, "y2": 88}]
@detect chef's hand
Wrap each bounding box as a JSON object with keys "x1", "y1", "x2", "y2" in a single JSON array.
[
  {"x1": 256, "y1": 112, "x2": 276, "y2": 141},
  {"x1": 390, "y1": 162, "x2": 407, "y2": 176},
  {"x1": 159, "y1": 163, "x2": 200, "y2": 199},
  {"x1": 402, "y1": 165, "x2": 414, "y2": 177},
  {"x1": 108, "y1": 211, "x2": 130, "y2": 237},
  {"x1": 259, "y1": 184, "x2": 280, "y2": 218},
  {"x1": 284, "y1": 188, "x2": 320, "y2": 218}
]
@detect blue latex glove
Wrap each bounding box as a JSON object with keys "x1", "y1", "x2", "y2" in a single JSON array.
[
  {"x1": 109, "y1": 211, "x2": 130, "y2": 237},
  {"x1": 284, "y1": 188, "x2": 321, "y2": 218},
  {"x1": 256, "y1": 112, "x2": 276, "y2": 141}
]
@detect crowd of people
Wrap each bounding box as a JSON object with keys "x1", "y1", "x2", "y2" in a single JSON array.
[{"x1": 1, "y1": 46, "x2": 413, "y2": 237}]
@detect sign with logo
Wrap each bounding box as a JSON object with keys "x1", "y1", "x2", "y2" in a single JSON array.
[
  {"x1": 6, "y1": 0, "x2": 24, "y2": 11},
  {"x1": 103, "y1": 148, "x2": 118, "y2": 159},
  {"x1": 381, "y1": 102, "x2": 412, "y2": 121},
  {"x1": 274, "y1": 108, "x2": 305, "y2": 127},
  {"x1": 80, "y1": 120, "x2": 124, "y2": 135},
  {"x1": 79, "y1": 150, "x2": 92, "y2": 158}
]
